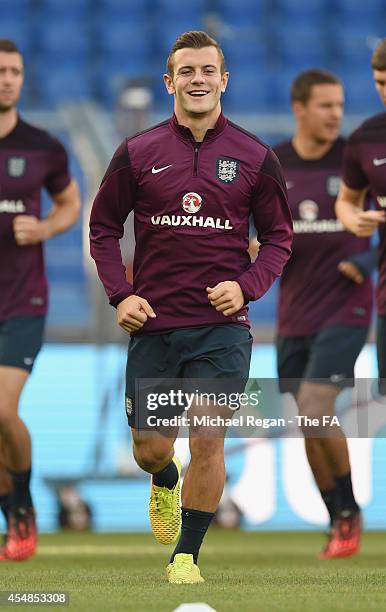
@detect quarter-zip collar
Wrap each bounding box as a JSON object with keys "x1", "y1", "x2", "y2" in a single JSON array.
[{"x1": 169, "y1": 112, "x2": 228, "y2": 144}]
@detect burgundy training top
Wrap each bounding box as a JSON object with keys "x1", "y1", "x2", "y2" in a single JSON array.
[
  {"x1": 275, "y1": 138, "x2": 372, "y2": 336},
  {"x1": 90, "y1": 113, "x2": 292, "y2": 333},
  {"x1": 0, "y1": 117, "x2": 71, "y2": 320},
  {"x1": 342, "y1": 112, "x2": 386, "y2": 316}
]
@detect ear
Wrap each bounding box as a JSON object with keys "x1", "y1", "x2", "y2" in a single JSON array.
[
  {"x1": 292, "y1": 100, "x2": 305, "y2": 119},
  {"x1": 221, "y1": 71, "x2": 229, "y2": 93},
  {"x1": 163, "y1": 73, "x2": 175, "y2": 95}
]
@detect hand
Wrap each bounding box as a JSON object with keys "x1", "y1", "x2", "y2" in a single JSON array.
[
  {"x1": 13, "y1": 215, "x2": 45, "y2": 245},
  {"x1": 351, "y1": 210, "x2": 385, "y2": 237},
  {"x1": 117, "y1": 295, "x2": 156, "y2": 333},
  {"x1": 206, "y1": 281, "x2": 244, "y2": 316},
  {"x1": 337, "y1": 261, "x2": 364, "y2": 284}
]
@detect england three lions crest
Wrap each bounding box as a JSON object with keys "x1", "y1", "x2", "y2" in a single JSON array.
[
  {"x1": 216, "y1": 156, "x2": 240, "y2": 184},
  {"x1": 8, "y1": 157, "x2": 26, "y2": 178}
]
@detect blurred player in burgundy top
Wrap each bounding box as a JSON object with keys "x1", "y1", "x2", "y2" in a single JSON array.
[
  {"x1": 90, "y1": 31, "x2": 292, "y2": 584},
  {"x1": 337, "y1": 38, "x2": 386, "y2": 395},
  {"x1": 275, "y1": 70, "x2": 369, "y2": 560},
  {"x1": 0, "y1": 40, "x2": 80, "y2": 561}
]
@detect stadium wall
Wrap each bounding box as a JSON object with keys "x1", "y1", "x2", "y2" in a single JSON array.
[{"x1": 10, "y1": 343, "x2": 386, "y2": 533}]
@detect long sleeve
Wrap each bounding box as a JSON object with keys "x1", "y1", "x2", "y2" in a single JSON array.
[
  {"x1": 89, "y1": 140, "x2": 136, "y2": 307},
  {"x1": 237, "y1": 149, "x2": 293, "y2": 302}
]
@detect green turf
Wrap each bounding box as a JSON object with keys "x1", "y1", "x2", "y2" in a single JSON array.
[{"x1": 0, "y1": 531, "x2": 385, "y2": 611}]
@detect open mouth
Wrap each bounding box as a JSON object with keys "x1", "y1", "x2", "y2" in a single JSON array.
[{"x1": 188, "y1": 91, "x2": 209, "y2": 97}]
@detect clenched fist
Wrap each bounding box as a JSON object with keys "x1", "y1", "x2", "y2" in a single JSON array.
[
  {"x1": 117, "y1": 295, "x2": 156, "y2": 333},
  {"x1": 207, "y1": 281, "x2": 245, "y2": 316},
  {"x1": 13, "y1": 215, "x2": 45, "y2": 245}
]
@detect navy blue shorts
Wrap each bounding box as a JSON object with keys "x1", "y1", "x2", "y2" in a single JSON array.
[
  {"x1": 277, "y1": 324, "x2": 368, "y2": 395},
  {"x1": 125, "y1": 324, "x2": 252, "y2": 428},
  {"x1": 0, "y1": 315, "x2": 45, "y2": 373},
  {"x1": 377, "y1": 316, "x2": 386, "y2": 394}
]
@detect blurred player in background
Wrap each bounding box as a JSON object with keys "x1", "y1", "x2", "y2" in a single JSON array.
[
  {"x1": 90, "y1": 31, "x2": 292, "y2": 583},
  {"x1": 0, "y1": 39, "x2": 80, "y2": 560},
  {"x1": 336, "y1": 38, "x2": 386, "y2": 395},
  {"x1": 274, "y1": 70, "x2": 372, "y2": 559}
]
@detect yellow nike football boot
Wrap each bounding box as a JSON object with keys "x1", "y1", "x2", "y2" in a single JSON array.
[
  {"x1": 149, "y1": 456, "x2": 181, "y2": 545},
  {"x1": 166, "y1": 553, "x2": 205, "y2": 584}
]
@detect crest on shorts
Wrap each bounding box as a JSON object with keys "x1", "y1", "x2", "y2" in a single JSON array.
[
  {"x1": 216, "y1": 156, "x2": 240, "y2": 183},
  {"x1": 8, "y1": 156, "x2": 26, "y2": 177},
  {"x1": 125, "y1": 396, "x2": 133, "y2": 416},
  {"x1": 182, "y1": 192, "x2": 203, "y2": 213},
  {"x1": 326, "y1": 175, "x2": 340, "y2": 197}
]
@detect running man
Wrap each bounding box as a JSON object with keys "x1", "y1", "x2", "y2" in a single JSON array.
[
  {"x1": 0, "y1": 39, "x2": 80, "y2": 560},
  {"x1": 336, "y1": 38, "x2": 386, "y2": 395},
  {"x1": 90, "y1": 31, "x2": 292, "y2": 583},
  {"x1": 275, "y1": 69, "x2": 372, "y2": 559}
]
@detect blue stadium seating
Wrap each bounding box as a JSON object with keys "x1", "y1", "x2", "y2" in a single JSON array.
[
  {"x1": 331, "y1": 24, "x2": 383, "y2": 72},
  {"x1": 34, "y1": 65, "x2": 92, "y2": 107},
  {"x1": 220, "y1": 27, "x2": 268, "y2": 70},
  {"x1": 96, "y1": 19, "x2": 150, "y2": 58},
  {"x1": 35, "y1": 20, "x2": 90, "y2": 58},
  {"x1": 343, "y1": 70, "x2": 383, "y2": 114},
  {"x1": 1, "y1": 0, "x2": 381, "y2": 117},
  {"x1": 275, "y1": 24, "x2": 328, "y2": 70},
  {"x1": 154, "y1": 19, "x2": 206, "y2": 55},
  {"x1": 37, "y1": 0, "x2": 90, "y2": 22},
  {"x1": 0, "y1": 0, "x2": 29, "y2": 17},
  {"x1": 222, "y1": 70, "x2": 272, "y2": 112},
  {"x1": 1, "y1": 20, "x2": 31, "y2": 54},
  {"x1": 333, "y1": 0, "x2": 385, "y2": 22},
  {"x1": 98, "y1": 0, "x2": 148, "y2": 10},
  {"x1": 157, "y1": 0, "x2": 206, "y2": 10},
  {"x1": 217, "y1": 0, "x2": 267, "y2": 26}
]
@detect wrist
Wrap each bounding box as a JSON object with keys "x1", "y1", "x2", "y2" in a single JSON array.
[{"x1": 39, "y1": 218, "x2": 53, "y2": 242}]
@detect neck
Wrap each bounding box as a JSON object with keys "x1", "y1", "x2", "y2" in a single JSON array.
[
  {"x1": 174, "y1": 105, "x2": 221, "y2": 142},
  {"x1": 0, "y1": 108, "x2": 18, "y2": 138},
  {"x1": 292, "y1": 131, "x2": 333, "y2": 160}
]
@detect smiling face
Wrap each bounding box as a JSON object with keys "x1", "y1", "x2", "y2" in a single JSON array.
[
  {"x1": 0, "y1": 51, "x2": 23, "y2": 113},
  {"x1": 163, "y1": 46, "x2": 229, "y2": 122},
  {"x1": 293, "y1": 83, "x2": 344, "y2": 145}
]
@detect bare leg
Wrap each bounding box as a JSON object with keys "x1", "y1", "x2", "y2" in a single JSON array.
[
  {"x1": 182, "y1": 436, "x2": 226, "y2": 512},
  {"x1": 297, "y1": 382, "x2": 350, "y2": 488},
  {"x1": 0, "y1": 367, "x2": 31, "y2": 473}
]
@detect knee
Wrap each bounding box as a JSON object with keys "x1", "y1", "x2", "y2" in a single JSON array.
[
  {"x1": 133, "y1": 440, "x2": 173, "y2": 473},
  {"x1": 297, "y1": 391, "x2": 319, "y2": 420},
  {"x1": 0, "y1": 403, "x2": 17, "y2": 432}
]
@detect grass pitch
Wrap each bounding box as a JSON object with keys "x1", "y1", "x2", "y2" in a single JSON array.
[{"x1": 0, "y1": 530, "x2": 385, "y2": 611}]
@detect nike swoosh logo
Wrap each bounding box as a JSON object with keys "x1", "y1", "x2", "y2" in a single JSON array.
[
  {"x1": 373, "y1": 158, "x2": 386, "y2": 166},
  {"x1": 151, "y1": 164, "x2": 172, "y2": 174}
]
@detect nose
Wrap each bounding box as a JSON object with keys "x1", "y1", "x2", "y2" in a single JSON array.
[
  {"x1": 331, "y1": 105, "x2": 343, "y2": 120},
  {"x1": 191, "y1": 70, "x2": 205, "y2": 84},
  {"x1": 2, "y1": 69, "x2": 13, "y2": 84}
]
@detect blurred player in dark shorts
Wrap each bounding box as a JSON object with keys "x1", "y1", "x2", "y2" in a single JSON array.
[
  {"x1": 336, "y1": 38, "x2": 386, "y2": 396},
  {"x1": 0, "y1": 40, "x2": 80, "y2": 561},
  {"x1": 274, "y1": 70, "x2": 373, "y2": 559},
  {"x1": 90, "y1": 31, "x2": 292, "y2": 583}
]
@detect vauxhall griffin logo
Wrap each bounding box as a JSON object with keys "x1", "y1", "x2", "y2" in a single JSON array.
[{"x1": 182, "y1": 192, "x2": 202, "y2": 213}]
